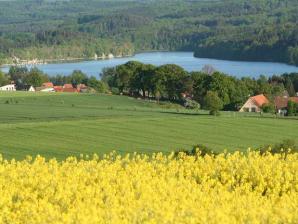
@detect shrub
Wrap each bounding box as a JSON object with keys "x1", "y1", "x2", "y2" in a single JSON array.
[
  {"x1": 204, "y1": 91, "x2": 223, "y2": 115},
  {"x1": 287, "y1": 101, "x2": 298, "y2": 116},
  {"x1": 262, "y1": 103, "x2": 275, "y2": 113},
  {"x1": 175, "y1": 144, "x2": 217, "y2": 157},
  {"x1": 259, "y1": 139, "x2": 298, "y2": 154},
  {"x1": 184, "y1": 98, "x2": 201, "y2": 110}
]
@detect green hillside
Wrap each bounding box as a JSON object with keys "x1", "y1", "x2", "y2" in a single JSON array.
[
  {"x1": 0, "y1": 92, "x2": 297, "y2": 160},
  {"x1": 0, "y1": 0, "x2": 298, "y2": 65}
]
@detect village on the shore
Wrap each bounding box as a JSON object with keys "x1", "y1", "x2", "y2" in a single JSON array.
[{"x1": 0, "y1": 82, "x2": 88, "y2": 93}]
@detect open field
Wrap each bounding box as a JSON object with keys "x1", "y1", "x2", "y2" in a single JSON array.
[{"x1": 0, "y1": 92, "x2": 297, "y2": 159}]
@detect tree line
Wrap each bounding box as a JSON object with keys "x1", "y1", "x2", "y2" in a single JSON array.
[{"x1": 101, "y1": 61, "x2": 298, "y2": 112}]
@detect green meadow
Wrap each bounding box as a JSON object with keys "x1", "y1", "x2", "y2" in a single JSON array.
[{"x1": 0, "y1": 92, "x2": 297, "y2": 160}]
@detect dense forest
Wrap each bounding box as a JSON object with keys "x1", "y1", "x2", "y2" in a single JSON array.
[{"x1": 0, "y1": 0, "x2": 298, "y2": 66}]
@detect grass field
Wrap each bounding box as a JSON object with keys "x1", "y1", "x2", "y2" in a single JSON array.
[{"x1": 0, "y1": 92, "x2": 297, "y2": 159}]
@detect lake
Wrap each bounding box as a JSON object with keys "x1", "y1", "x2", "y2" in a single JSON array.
[{"x1": 2, "y1": 52, "x2": 298, "y2": 78}]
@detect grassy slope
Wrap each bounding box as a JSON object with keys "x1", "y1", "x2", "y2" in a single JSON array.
[{"x1": 0, "y1": 92, "x2": 297, "y2": 160}]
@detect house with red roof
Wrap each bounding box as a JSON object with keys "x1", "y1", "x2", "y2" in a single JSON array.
[
  {"x1": 53, "y1": 86, "x2": 63, "y2": 92},
  {"x1": 239, "y1": 94, "x2": 269, "y2": 112},
  {"x1": 62, "y1": 84, "x2": 78, "y2": 93},
  {"x1": 77, "y1": 84, "x2": 88, "y2": 93},
  {"x1": 275, "y1": 96, "x2": 298, "y2": 114},
  {"x1": 63, "y1": 84, "x2": 74, "y2": 89},
  {"x1": 42, "y1": 82, "x2": 54, "y2": 88}
]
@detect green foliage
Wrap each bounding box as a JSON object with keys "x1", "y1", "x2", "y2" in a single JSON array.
[
  {"x1": 261, "y1": 103, "x2": 275, "y2": 113},
  {"x1": 260, "y1": 139, "x2": 298, "y2": 155},
  {"x1": 0, "y1": 0, "x2": 298, "y2": 65},
  {"x1": 0, "y1": 71, "x2": 9, "y2": 86},
  {"x1": 24, "y1": 68, "x2": 48, "y2": 87},
  {"x1": 70, "y1": 70, "x2": 88, "y2": 87},
  {"x1": 287, "y1": 100, "x2": 298, "y2": 116},
  {"x1": 154, "y1": 64, "x2": 188, "y2": 100},
  {"x1": 87, "y1": 76, "x2": 108, "y2": 93},
  {"x1": 184, "y1": 98, "x2": 200, "y2": 110},
  {"x1": 204, "y1": 91, "x2": 223, "y2": 115},
  {"x1": 102, "y1": 62, "x2": 298, "y2": 112},
  {"x1": 175, "y1": 144, "x2": 217, "y2": 157}
]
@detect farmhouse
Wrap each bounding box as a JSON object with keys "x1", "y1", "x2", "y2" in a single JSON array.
[
  {"x1": 0, "y1": 84, "x2": 16, "y2": 91},
  {"x1": 42, "y1": 82, "x2": 54, "y2": 88},
  {"x1": 62, "y1": 84, "x2": 78, "y2": 93},
  {"x1": 77, "y1": 84, "x2": 88, "y2": 93},
  {"x1": 53, "y1": 86, "x2": 63, "y2": 92},
  {"x1": 275, "y1": 96, "x2": 298, "y2": 114},
  {"x1": 239, "y1": 94, "x2": 269, "y2": 112}
]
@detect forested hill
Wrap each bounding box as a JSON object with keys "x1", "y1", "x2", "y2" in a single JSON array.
[{"x1": 0, "y1": 0, "x2": 297, "y2": 66}]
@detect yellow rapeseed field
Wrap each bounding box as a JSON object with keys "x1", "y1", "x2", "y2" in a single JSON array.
[{"x1": 0, "y1": 151, "x2": 297, "y2": 224}]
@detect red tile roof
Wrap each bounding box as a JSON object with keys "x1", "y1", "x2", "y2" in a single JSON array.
[
  {"x1": 63, "y1": 84, "x2": 74, "y2": 89},
  {"x1": 42, "y1": 82, "x2": 54, "y2": 88},
  {"x1": 251, "y1": 94, "x2": 269, "y2": 107},
  {"x1": 274, "y1": 96, "x2": 298, "y2": 110},
  {"x1": 53, "y1": 86, "x2": 63, "y2": 92},
  {"x1": 289, "y1": 97, "x2": 298, "y2": 104}
]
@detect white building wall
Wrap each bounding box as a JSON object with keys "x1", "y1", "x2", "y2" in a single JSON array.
[
  {"x1": 0, "y1": 84, "x2": 16, "y2": 91},
  {"x1": 239, "y1": 98, "x2": 261, "y2": 112}
]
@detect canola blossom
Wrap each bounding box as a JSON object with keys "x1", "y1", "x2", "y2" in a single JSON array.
[{"x1": 0, "y1": 151, "x2": 297, "y2": 224}]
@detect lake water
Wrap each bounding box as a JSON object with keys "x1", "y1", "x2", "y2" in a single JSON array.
[{"x1": 2, "y1": 52, "x2": 298, "y2": 78}]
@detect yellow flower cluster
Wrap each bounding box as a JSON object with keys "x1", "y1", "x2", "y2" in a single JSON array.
[{"x1": 0, "y1": 151, "x2": 297, "y2": 224}]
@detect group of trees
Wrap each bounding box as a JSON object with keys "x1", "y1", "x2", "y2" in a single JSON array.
[
  {"x1": 101, "y1": 61, "x2": 298, "y2": 112},
  {"x1": 0, "y1": 0, "x2": 298, "y2": 65},
  {"x1": 0, "y1": 67, "x2": 107, "y2": 93}
]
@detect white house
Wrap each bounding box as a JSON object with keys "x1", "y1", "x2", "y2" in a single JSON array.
[
  {"x1": 239, "y1": 94, "x2": 269, "y2": 113},
  {"x1": 28, "y1": 86, "x2": 35, "y2": 92},
  {"x1": 40, "y1": 88, "x2": 55, "y2": 92},
  {"x1": 0, "y1": 84, "x2": 16, "y2": 91}
]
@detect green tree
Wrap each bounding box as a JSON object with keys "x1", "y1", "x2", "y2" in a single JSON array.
[
  {"x1": 70, "y1": 70, "x2": 88, "y2": 86},
  {"x1": 153, "y1": 64, "x2": 187, "y2": 100},
  {"x1": 87, "y1": 76, "x2": 108, "y2": 93},
  {"x1": 130, "y1": 63, "x2": 155, "y2": 98},
  {"x1": 8, "y1": 66, "x2": 28, "y2": 89},
  {"x1": 287, "y1": 101, "x2": 298, "y2": 116},
  {"x1": 0, "y1": 71, "x2": 9, "y2": 86},
  {"x1": 284, "y1": 77, "x2": 296, "y2": 96},
  {"x1": 24, "y1": 68, "x2": 48, "y2": 87},
  {"x1": 101, "y1": 67, "x2": 117, "y2": 88},
  {"x1": 204, "y1": 91, "x2": 223, "y2": 115}
]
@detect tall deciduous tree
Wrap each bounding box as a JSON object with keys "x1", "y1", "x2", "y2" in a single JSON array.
[
  {"x1": 24, "y1": 68, "x2": 48, "y2": 87},
  {"x1": 204, "y1": 91, "x2": 223, "y2": 115},
  {"x1": 70, "y1": 70, "x2": 88, "y2": 86},
  {"x1": 0, "y1": 71, "x2": 9, "y2": 86}
]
